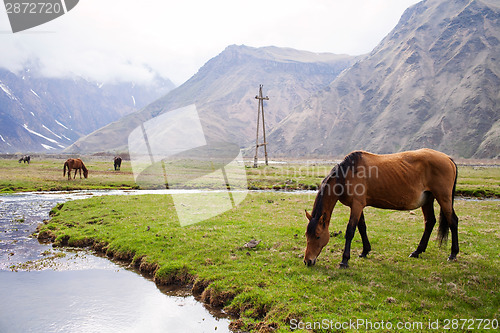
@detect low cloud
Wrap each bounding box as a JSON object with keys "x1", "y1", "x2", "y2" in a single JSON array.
[{"x1": 0, "y1": 0, "x2": 419, "y2": 85}]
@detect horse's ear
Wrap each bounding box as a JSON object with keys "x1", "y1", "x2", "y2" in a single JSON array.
[
  {"x1": 319, "y1": 212, "x2": 328, "y2": 226},
  {"x1": 305, "y1": 210, "x2": 312, "y2": 221}
]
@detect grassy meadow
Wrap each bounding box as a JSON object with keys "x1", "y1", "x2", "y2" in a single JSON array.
[
  {"x1": 2, "y1": 155, "x2": 499, "y2": 331},
  {"x1": 38, "y1": 193, "x2": 499, "y2": 332},
  {"x1": 1, "y1": 156, "x2": 499, "y2": 197},
  {"x1": 0, "y1": 156, "x2": 138, "y2": 193}
]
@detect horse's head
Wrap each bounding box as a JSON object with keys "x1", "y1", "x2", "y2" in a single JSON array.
[
  {"x1": 83, "y1": 169, "x2": 88, "y2": 178},
  {"x1": 304, "y1": 210, "x2": 330, "y2": 266}
]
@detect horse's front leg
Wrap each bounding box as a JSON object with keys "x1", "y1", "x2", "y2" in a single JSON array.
[
  {"x1": 357, "y1": 213, "x2": 371, "y2": 258},
  {"x1": 73, "y1": 169, "x2": 77, "y2": 179},
  {"x1": 340, "y1": 203, "x2": 363, "y2": 268}
]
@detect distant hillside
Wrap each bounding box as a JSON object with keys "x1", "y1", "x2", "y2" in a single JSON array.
[
  {"x1": 0, "y1": 67, "x2": 174, "y2": 153},
  {"x1": 268, "y1": 0, "x2": 500, "y2": 159},
  {"x1": 66, "y1": 45, "x2": 357, "y2": 153}
]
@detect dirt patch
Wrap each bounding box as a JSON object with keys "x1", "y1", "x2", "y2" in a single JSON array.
[
  {"x1": 37, "y1": 229, "x2": 56, "y2": 243},
  {"x1": 201, "y1": 287, "x2": 235, "y2": 308},
  {"x1": 229, "y1": 320, "x2": 278, "y2": 333},
  {"x1": 139, "y1": 259, "x2": 159, "y2": 277},
  {"x1": 192, "y1": 278, "x2": 210, "y2": 296}
]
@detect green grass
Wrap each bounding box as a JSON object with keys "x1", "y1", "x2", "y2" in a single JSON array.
[
  {"x1": 245, "y1": 163, "x2": 328, "y2": 191},
  {"x1": 38, "y1": 192, "x2": 500, "y2": 332},
  {"x1": 456, "y1": 166, "x2": 500, "y2": 198},
  {"x1": 1, "y1": 157, "x2": 499, "y2": 197},
  {"x1": 0, "y1": 157, "x2": 138, "y2": 193}
]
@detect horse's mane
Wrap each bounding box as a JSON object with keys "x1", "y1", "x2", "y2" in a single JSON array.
[
  {"x1": 330, "y1": 151, "x2": 363, "y2": 186},
  {"x1": 306, "y1": 151, "x2": 363, "y2": 236}
]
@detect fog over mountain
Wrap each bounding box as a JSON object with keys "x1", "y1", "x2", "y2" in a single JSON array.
[
  {"x1": 4, "y1": 0, "x2": 498, "y2": 159},
  {"x1": 0, "y1": 67, "x2": 174, "y2": 153}
]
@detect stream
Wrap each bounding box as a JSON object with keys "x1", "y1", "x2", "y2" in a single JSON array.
[{"x1": 0, "y1": 191, "x2": 231, "y2": 333}]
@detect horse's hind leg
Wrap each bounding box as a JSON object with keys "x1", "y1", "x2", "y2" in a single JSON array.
[
  {"x1": 446, "y1": 208, "x2": 459, "y2": 261},
  {"x1": 357, "y1": 213, "x2": 371, "y2": 258},
  {"x1": 435, "y1": 196, "x2": 459, "y2": 261},
  {"x1": 410, "y1": 193, "x2": 436, "y2": 258}
]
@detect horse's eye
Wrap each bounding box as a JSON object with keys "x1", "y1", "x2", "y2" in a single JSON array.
[{"x1": 316, "y1": 236, "x2": 320, "y2": 240}]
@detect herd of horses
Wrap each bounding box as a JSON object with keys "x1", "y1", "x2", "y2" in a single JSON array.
[
  {"x1": 62, "y1": 156, "x2": 122, "y2": 180},
  {"x1": 18, "y1": 148, "x2": 460, "y2": 268},
  {"x1": 18, "y1": 155, "x2": 122, "y2": 180}
]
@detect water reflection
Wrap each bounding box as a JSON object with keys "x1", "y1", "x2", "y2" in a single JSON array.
[
  {"x1": 0, "y1": 269, "x2": 228, "y2": 333},
  {"x1": 0, "y1": 191, "x2": 231, "y2": 333}
]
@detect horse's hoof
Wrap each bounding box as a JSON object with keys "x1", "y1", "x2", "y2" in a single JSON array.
[
  {"x1": 447, "y1": 255, "x2": 457, "y2": 262},
  {"x1": 409, "y1": 252, "x2": 420, "y2": 258},
  {"x1": 359, "y1": 253, "x2": 368, "y2": 258},
  {"x1": 339, "y1": 262, "x2": 349, "y2": 269}
]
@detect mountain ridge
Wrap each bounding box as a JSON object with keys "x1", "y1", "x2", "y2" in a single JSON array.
[
  {"x1": 267, "y1": 0, "x2": 500, "y2": 159},
  {"x1": 66, "y1": 45, "x2": 358, "y2": 153}
]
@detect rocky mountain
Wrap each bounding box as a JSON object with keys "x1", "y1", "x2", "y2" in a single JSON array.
[
  {"x1": 0, "y1": 67, "x2": 174, "y2": 153},
  {"x1": 268, "y1": 0, "x2": 500, "y2": 159},
  {"x1": 66, "y1": 45, "x2": 357, "y2": 153}
]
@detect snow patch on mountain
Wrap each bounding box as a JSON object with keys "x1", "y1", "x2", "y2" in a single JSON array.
[
  {"x1": 23, "y1": 124, "x2": 59, "y2": 144},
  {"x1": 0, "y1": 82, "x2": 17, "y2": 100},
  {"x1": 30, "y1": 89, "x2": 40, "y2": 98}
]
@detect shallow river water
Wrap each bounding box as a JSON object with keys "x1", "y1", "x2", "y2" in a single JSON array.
[{"x1": 0, "y1": 191, "x2": 231, "y2": 333}]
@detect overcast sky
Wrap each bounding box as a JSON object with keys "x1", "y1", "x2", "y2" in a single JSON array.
[{"x1": 0, "y1": 0, "x2": 420, "y2": 85}]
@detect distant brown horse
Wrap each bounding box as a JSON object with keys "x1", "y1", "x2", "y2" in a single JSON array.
[
  {"x1": 18, "y1": 155, "x2": 30, "y2": 164},
  {"x1": 304, "y1": 148, "x2": 458, "y2": 268},
  {"x1": 114, "y1": 156, "x2": 122, "y2": 171},
  {"x1": 63, "y1": 158, "x2": 88, "y2": 180}
]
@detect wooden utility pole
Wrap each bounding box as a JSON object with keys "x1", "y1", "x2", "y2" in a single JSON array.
[{"x1": 253, "y1": 84, "x2": 269, "y2": 168}]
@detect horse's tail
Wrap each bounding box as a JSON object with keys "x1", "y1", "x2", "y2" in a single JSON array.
[
  {"x1": 63, "y1": 161, "x2": 68, "y2": 177},
  {"x1": 437, "y1": 158, "x2": 458, "y2": 246}
]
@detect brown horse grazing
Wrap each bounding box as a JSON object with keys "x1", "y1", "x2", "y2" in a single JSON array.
[
  {"x1": 63, "y1": 158, "x2": 88, "y2": 180},
  {"x1": 304, "y1": 148, "x2": 458, "y2": 269},
  {"x1": 114, "y1": 156, "x2": 122, "y2": 171}
]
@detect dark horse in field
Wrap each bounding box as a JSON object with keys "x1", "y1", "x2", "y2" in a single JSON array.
[
  {"x1": 18, "y1": 155, "x2": 30, "y2": 164},
  {"x1": 304, "y1": 148, "x2": 458, "y2": 268},
  {"x1": 114, "y1": 156, "x2": 122, "y2": 171},
  {"x1": 63, "y1": 158, "x2": 88, "y2": 180}
]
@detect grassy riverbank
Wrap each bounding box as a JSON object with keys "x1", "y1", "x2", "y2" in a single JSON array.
[
  {"x1": 1, "y1": 156, "x2": 499, "y2": 197},
  {"x1": 37, "y1": 192, "x2": 499, "y2": 332}
]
